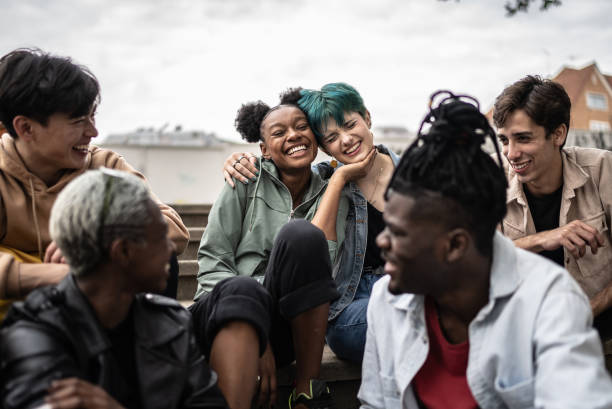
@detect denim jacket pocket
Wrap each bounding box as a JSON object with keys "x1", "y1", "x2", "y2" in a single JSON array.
[{"x1": 495, "y1": 376, "x2": 535, "y2": 408}]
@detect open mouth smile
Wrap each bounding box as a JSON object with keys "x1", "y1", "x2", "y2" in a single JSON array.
[
  {"x1": 511, "y1": 160, "x2": 531, "y2": 174},
  {"x1": 73, "y1": 144, "x2": 89, "y2": 153},
  {"x1": 286, "y1": 145, "x2": 308, "y2": 156},
  {"x1": 344, "y1": 142, "x2": 361, "y2": 157}
]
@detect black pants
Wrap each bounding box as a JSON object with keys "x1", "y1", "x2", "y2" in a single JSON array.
[
  {"x1": 594, "y1": 306, "x2": 612, "y2": 341},
  {"x1": 189, "y1": 220, "x2": 339, "y2": 366}
]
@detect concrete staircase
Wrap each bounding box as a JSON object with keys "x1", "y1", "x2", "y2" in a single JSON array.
[{"x1": 171, "y1": 204, "x2": 362, "y2": 409}]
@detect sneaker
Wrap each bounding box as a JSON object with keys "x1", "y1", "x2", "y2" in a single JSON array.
[{"x1": 288, "y1": 379, "x2": 335, "y2": 409}]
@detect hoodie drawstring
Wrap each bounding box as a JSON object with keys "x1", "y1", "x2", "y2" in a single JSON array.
[
  {"x1": 249, "y1": 157, "x2": 263, "y2": 231},
  {"x1": 29, "y1": 177, "x2": 43, "y2": 260}
]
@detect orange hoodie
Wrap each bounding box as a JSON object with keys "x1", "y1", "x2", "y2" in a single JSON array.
[{"x1": 0, "y1": 133, "x2": 189, "y2": 298}]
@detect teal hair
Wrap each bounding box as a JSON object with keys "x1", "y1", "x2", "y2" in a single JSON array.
[{"x1": 298, "y1": 82, "x2": 367, "y2": 143}]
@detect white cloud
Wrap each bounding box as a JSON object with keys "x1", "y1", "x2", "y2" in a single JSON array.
[{"x1": 1, "y1": 0, "x2": 610, "y2": 141}]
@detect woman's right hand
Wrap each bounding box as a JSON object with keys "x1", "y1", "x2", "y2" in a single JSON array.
[
  {"x1": 334, "y1": 147, "x2": 377, "y2": 184},
  {"x1": 222, "y1": 152, "x2": 259, "y2": 188}
]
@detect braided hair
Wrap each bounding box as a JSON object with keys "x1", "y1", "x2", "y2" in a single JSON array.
[
  {"x1": 234, "y1": 87, "x2": 303, "y2": 142},
  {"x1": 387, "y1": 90, "x2": 507, "y2": 256}
]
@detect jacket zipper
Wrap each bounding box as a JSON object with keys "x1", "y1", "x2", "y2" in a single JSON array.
[{"x1": 262, "y1": 165, "x2": 327, "y2": 222}]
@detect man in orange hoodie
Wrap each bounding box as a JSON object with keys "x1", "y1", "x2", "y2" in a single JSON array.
[{"x1": 0, "y1": 48, "x2": 189, "y2": 318}]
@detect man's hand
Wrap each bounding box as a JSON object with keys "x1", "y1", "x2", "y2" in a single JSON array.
[
  {"x1": 257, "y1": 342, "x2": 277, "y2": 407},
  {"x1": 515, "y1": 220, "x2": 605, "y2": 259},
  {"x1": 44, "y1": 378, "x2": 125, "y2": 409},
  {"x1": 44, "y1": 241, "x2": 67, "y2": 264},
  {"x1": 334, "y1": 147, "x2": 377, "y2": 184},
  {"x1": 222, "y1": 152, "x2": 258, "y2": 188}
]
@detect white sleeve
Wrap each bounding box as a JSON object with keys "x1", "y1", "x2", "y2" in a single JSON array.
[
  {"x1": 533, "y1": 278, "x2": 612, "y2": 408},
  {"x1": 358, "y1": 293, "x2": 386, "y2": 409}
]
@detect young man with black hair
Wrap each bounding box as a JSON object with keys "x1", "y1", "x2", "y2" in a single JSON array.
[
  {"x1": 494, "y1": 76, "x2": 612, "y2": 338},
  {"x1": 0, "y1": 48, "x2": 189, "y2": 318},
  {"x1": 359, "y1": 91, "x2": 612, "y2": 409}
]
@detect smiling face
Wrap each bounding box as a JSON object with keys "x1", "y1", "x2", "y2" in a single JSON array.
[
  {"x1": 497, "y1": 109, "x2": 565, "y2": 195},
  {"x1": 376, "y1": 192, "x2": 449, "y2": 295},
  {"x1": 321, "y1": 111, "x2": 373, "y2": 164},
  {"x1": 24, "y1": 109, "x2": 98, "y2": 179},
  {"x1": 259, "y1": 105, "x2": 318, "y2": 173}
]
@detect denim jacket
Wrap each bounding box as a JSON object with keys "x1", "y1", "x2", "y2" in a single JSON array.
[
  {"x1": 319, "y1": 145, "x2": 400, "y2": 320},
  {"x1": 358, "y1": 232, "x2": 612, "y2": 409}
]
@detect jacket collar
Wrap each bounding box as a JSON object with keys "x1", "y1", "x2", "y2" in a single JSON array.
[
  {"x1": 59, "y1": 275, "x2": 111, "y2": 356},
  {"x1": 488, "y1": 232, "x2": 520, "y2": 299},
  {"x1": 132, "y1": 294, "x2": 185, "y2": 348},
  {"x1": 382, "y1": 232, "x2": 520, "y2": 314},
  {"x1": 560, "y1": 149, "x2": 589, "y2": 200},
  {"x1": 259, "y1": 157, "x2": 327, "y2": 202},
  {"x1": 506, "y1": 148, "x2": 589, "y2": 205},
  {"x1": 59, "y1": 275, "x2": 185, "y2": 356}
]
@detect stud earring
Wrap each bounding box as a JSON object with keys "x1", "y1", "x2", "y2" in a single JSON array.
[{"x1": 330, "y1": 158, "x2": 338, "y2": 168}]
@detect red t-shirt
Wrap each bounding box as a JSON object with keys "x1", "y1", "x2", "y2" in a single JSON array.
[{"x1": 412, "y1": 297, "x2": 480, "y2": 409}]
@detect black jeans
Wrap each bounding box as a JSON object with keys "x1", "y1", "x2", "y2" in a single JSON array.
[
  {"x1": 189, "y1": 220, "x2": 339, "y2": 366},
  {"x1": 594, "y1": 306, "x2": 612, "y2": 341}
]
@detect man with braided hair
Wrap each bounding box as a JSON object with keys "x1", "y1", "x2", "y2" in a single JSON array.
[{"x1": 358, "y1": 91, "x2": 612, "y2": 409}]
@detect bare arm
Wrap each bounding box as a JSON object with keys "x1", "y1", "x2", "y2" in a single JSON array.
[
  {"x1": 513, "y1": 219, "x2": 605, "y2": 259},
  {"x1": 18, "y1": 263, "x2": 69, "y2": 296},
  {"x1": 311, "y1": 149, "x2": 377, "y2": 241},
  {"x1": 0, "y1": 253, "x2": 69, "y2": 298}
]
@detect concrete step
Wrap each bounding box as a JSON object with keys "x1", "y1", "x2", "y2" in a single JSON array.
[
  {"x1": 178, "y1": 260, "x2": 197, "y2": 301},
  {"x1": 179, "y1": 227, "x2": 205, "y2": 261},
  {"x1": 276, "y1": 346, "x2": 361, "y2": 408},
  {"x1": 170, "y1": 203, "x2": 211, "y2": 230}
]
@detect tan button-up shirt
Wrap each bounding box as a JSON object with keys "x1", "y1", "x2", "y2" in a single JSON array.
[{"x1": 502, "y1": 146, "x2": 612, "y2": 299}]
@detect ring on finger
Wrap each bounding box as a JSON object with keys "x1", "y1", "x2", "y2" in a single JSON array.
[
  {"x1": 236, "y1": 155, "x2": 246, "y2": 163},
  {"x1": 232, "y1": 160, "x2": 241, "y2": 168}
]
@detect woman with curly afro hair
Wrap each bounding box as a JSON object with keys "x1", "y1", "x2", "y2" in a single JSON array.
[
  {"x1": 224, "y1": 83, "x2": 397, "y2": 364},
  {"x1": 189, "y1": 88, "x2": 373, "y2": 409}
]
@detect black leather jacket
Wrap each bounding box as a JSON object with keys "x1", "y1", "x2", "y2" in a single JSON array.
[{"x1": 0, "y1": 275, "x2": 227, "y2": 409}]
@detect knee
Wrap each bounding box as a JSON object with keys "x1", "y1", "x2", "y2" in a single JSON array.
[
  {"x1": 326, "y1": 323, "x2": 367, "y2": 363},
  {"x1": 276, "y1": 220, "x2": 327, "y2": 253},
  {"x1": 215, "y1": 276, "x2": 266, "y2": 298}
]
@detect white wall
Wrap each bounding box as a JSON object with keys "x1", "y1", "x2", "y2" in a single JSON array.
[{"x1": 100, "y1": 142, "x2": 331, "y2": 204}]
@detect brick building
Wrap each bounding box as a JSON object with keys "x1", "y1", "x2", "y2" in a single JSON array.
[
  {"x1": 486, "y1": 62, "x2": 612, "y2": 149},
  {"x1": 553, "y1": 62, "x2": 612, "y2": 132}
]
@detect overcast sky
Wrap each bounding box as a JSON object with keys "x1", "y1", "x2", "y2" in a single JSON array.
[{"x1": 2, "y1": 0, "x2": 611, "y2": 141}]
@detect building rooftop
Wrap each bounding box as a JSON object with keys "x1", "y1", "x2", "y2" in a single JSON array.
[{"x1": 103, "y1": 125, "x2": 227, "y2": 147}]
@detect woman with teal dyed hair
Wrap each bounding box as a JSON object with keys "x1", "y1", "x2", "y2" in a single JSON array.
[{"x1": 223, "y1": 83, "x2": 399, "y2": 363}]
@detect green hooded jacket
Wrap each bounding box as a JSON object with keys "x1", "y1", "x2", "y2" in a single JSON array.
[{"x1": 194, "y1": 158, "x2": 348, "y2": 299}]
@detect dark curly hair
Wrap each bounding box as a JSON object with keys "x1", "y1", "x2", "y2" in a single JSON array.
[
  {"x1": 235, "y1": 87, "x2": 303, "y2": 143},
  {"x1": 387, "y1": 90, "x2": 507, "y2": 257},
  {"x1": 0, "y1": 48, "x2": 100, "y2": 139}
]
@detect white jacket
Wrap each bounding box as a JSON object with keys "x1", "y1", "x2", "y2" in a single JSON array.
[{"x1": 359, "y1": 232, "x2": 612, "y2": 409}]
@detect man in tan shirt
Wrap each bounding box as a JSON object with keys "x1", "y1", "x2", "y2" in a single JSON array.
[
  {"x1": 493, "y1": 75, "x2": 612, "y2": 338},
  {"x1": 0, "y1": 48, "x2": 189, "y2": 317}
]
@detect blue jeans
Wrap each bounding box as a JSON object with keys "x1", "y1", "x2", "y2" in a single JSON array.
[{"x1": 326, "y1": 272, "x2": 382, "y2": 363}]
